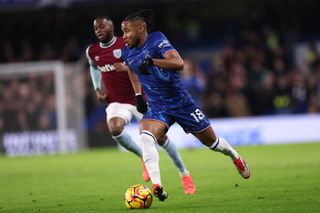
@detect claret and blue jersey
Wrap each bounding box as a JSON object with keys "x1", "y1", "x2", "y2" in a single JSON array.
[{"x1": 122, "y1": 31, "x2": 210, "y2": 133}]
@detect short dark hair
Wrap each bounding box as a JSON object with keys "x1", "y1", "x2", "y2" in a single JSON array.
[
  {"x1": 123, "y1": 9, "x2": 154, "y2": 32},
  {"x1": 95, "y1": 15, "x2": 112, "y2": 21}
]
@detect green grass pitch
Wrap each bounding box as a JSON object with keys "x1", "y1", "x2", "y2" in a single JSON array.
[{"x1": 1, "y1": 142, "x2": 320, "y2": 212}]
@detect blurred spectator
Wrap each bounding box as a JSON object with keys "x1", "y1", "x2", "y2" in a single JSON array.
[
  {"x1": 180, "y1": 59, "x2": 206, "y2": 107},
  {"x1": 290, "y1": 71, "x2": 308, "y2": 113},
  {"x1": 225, "y1": 62, "x2": 251, "y2": 116},
  {"x1": 306, "y1": 42, "x2": 320, "y2": 66},
  {"x1": 263, "y1": 25, "x2": 280, "y2": 52},
  {"x1": 307, "y1": 62, "x2": 320, "y2": 112},
  {"x1": 203, "y1": 70, "x2": 228, "y2": 118},
  {"x1": 185, "y1": 20, "x2": 201, "y2": 42},
  {"x1": 273, "y1": 73, "x2": 291, "y2": 114}
]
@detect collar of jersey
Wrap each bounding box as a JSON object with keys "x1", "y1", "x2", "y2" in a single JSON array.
[{"x1": 99, "y1": 36, "x2": 116, "y2": 48}]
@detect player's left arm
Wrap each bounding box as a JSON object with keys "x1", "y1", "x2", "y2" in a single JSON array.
[
  {"x1": 139, "y1": 33, "x2": 183, "y2": 74},
  {"x1": 152, "y1": 50, "x2": 184, "y2": 71}
]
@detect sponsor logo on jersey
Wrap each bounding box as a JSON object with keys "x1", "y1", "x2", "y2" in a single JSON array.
[
  {"x1": 98, "y1": 64, "x2": 115, "y2": 72},
  {"x1": 113, "y1": 49, "x2": 122, "y2": 59}
]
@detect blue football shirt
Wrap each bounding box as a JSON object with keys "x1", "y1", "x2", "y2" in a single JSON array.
[
  {"x1": 122, "y1": 31, "x2": 211, "y2": 133},
  {"x1": 122, "y1": 31, "x2": 195, "y2": 109}
]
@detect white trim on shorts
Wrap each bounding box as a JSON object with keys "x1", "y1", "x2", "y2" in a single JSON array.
[
  {"x1": 106, "y1": 102, "x2": 142, "y2": 124},
  {"x1": 141, "y1": 118, "x2": 170, "y2": 130}
]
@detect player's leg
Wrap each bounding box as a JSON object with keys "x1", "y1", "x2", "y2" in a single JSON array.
[
  {"x1": 108, "y1": 117, "x2": 142, "y2": 157},
  {"x1": 193, "y1": 127, "x2": 250, "y2": 179},
  {"x1": 157, "y1": 135, "x2": 188, "y2": 175},
  {"x1": 139, "y1": 119, "x2": 168, "y2": 201},
  {"x1": 157, "y1": 135, "x2": 196, "y2": 194},
  {"x1": 106, "y1": 103, "x2": 150, "y2": 181},
  {"x1": 131, "y1": 104, "x2": 190, "y2": 178},
  {"x1": 175, "y1": 105, "x2": 250, "y2": 179}
]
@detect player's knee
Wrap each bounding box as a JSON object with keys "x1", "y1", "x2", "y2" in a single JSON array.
[
  {"x1": 108, "y1": 117, "x2": 126, "y2": 136},
  {"x1": 206, "y1": 135, "x2": 217, "y2": 147},
  {"x1": 157, "y1": 135, "x2": 168, "y2": 146},
  {"x1": 109, "y1": 125, "x2": 124, "y2": 136},
  {"x1": 195, "y1": 127, "x2": 217, "y2": 147}
]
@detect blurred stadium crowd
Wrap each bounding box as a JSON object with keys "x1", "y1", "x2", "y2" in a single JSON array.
[
  {"x1": 0, "y1": 0, "x2": 320, "y2": 134},
  {"x1": 0, "y1": 75, "x2": 56, "y2": 134}
]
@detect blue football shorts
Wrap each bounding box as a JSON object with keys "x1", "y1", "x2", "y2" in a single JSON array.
[{"x1": 143, "y1": 102, "x2": 211, "y2": 133}]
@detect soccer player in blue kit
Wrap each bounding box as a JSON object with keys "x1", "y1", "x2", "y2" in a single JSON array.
[
  {"x1": 88, "y1": 15, "x2": 196, "y2": 195},
  {"x1": 120, "y1": 10, "x2": 250, "y2": 202}
]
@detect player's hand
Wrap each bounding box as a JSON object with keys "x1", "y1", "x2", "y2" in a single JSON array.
[
  {"x1": 96, "y1": 90, "x2": 108, "y2": 103},
  {"x1": 138, "y1": 57, "x2": 153, "y2": 75},
  {"x1": 114, "y1": 62, "x2": 129, "y2": 72},
  {"x1": 135, "y1": 94, "x2": 148, "y2": 114}
]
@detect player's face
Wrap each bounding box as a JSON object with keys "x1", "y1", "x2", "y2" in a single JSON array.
[
  {"x1": 121, "y1": 21, "x2": 141, "y2": 48},
  {"x1": 94, "y1": 18, "x2": 114, "y2": 43}
]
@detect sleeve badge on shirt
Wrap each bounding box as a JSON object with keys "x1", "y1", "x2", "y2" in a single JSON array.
[
  {"x1": 113, "y1": 49, "x2": 122, "y2": 59},
  {"x1": 158, "y1": 40, "x2": 170, "y2": 49}
]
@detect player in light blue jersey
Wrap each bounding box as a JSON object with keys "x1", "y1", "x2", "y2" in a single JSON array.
[{"x1": 120, "y1": 10, "x2": 250, "y2": 202}]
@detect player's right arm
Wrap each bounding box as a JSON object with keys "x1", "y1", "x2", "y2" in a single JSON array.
[
  {"x1": 113, "y1": 61, "x2": 143, "y2": 94},
  {"x1": 127, "y1": 68, "x2": 142, "y2": 94},
  {"x1": 128, "y1": 68, "x2": 148, "y2": 114},
  {"x1": 120, "y1": 47, "x2": 147, "y2": 113},
  {"x1": 86, "y1": 46, "x2": 108, "y2": 103}
]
